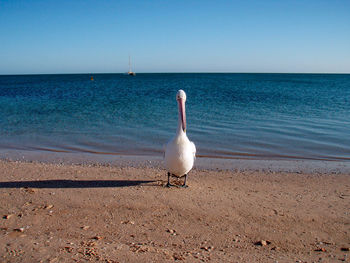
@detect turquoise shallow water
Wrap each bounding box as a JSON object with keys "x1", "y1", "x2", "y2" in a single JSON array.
[{"x1": 0, "y1": 73, "x2": 349, "y2": 161}]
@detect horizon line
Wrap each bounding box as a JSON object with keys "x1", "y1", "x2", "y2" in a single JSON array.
[{"x1": 1, "y1": 71, "x2": 350, "y2": 76}]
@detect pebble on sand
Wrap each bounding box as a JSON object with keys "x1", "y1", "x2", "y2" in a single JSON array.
[
  {"x1": 200, "y1": 246, "x2": 214, "y2": 251},
  {"x1": 121, "y1": 220, "x2": 135, "y2": 225},
  {"x1": 166, "y1": 229, "x2": 177, "y2": 235},
  {"x1": 23, "y1": 187, "x2": 38, "y2": 194},
  {"x1": 254, "y1": 240, "x2": 271, "y2": 246},
  {"x1": 92, "y1": 236, "x2": 103, "y2": 240}
]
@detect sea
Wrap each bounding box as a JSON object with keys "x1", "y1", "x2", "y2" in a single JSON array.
[{"x1": 0, "y1": 73, "x2": 350, "y2": 170}]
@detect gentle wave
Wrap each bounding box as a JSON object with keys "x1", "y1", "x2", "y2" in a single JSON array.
[{"x1": 1, "y1": 144, "x2": 348, "y2": 162}]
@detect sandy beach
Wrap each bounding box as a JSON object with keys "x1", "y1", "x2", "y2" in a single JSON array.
[{"x1": 0, "y1": 160, "x2": 349, "y2": 262}]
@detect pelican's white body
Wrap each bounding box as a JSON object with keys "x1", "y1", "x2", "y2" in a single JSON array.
[
  {"x1": 164, "y1": 90, "x2": 196, "y2": 177},
  {"x1": 164, "y1": 130, "x2": 196, "y2": 176}
]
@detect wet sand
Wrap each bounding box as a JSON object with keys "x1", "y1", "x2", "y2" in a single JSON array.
[{"x1": 0, "y1": 160, "x2": 349, "y2": 262}]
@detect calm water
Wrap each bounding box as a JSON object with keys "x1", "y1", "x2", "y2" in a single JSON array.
[{"x1": 0, "y1": 73, "x2": 349, "y2": 161}]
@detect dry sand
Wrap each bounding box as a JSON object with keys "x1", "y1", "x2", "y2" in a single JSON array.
[{"x1": 0, "y1": 160, "x2": 349, "y2": 262}]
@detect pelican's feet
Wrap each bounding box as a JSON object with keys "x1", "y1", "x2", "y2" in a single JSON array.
[
  {"x1": 165, "y1": 183, "x2": 188, "y2": 188},
  {"x1": 166, "y1": 173, "x2": 188, "y2": 188}
]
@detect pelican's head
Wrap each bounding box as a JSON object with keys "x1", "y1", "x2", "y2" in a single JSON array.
[
  {"x1": 176, "y1": 89, "x2": 186, "y2": 102},
  {"x1": 176, "y1": 90, "x2": 186, "y2": 132}
]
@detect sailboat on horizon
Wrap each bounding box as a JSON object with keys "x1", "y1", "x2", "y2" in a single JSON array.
[{"x1": 127, "y1": 55, "x2": 136, "y2": 76}]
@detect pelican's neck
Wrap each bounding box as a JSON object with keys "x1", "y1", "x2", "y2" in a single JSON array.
[
  {"x1": 176, "y1": 114, "x2": 183, "y2": 136},
  {"x1": 176, "y1": 101, "x2": 185, "y2": 136}
]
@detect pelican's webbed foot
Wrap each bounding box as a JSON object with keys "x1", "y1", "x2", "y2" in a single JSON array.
[
  {"x1": 166, "y1": 172, "x2": 174, "y2": 187},
  {"x1": 166, "y1": 173, "x2": 188, "y2": 188},
  {"x1": 180, "y1": 174, "x2": 188, "y2": 188}
]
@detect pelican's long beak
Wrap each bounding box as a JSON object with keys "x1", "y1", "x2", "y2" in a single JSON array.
[{"x1": 178, "y1": 98, "x2": 186, "y2": 132}]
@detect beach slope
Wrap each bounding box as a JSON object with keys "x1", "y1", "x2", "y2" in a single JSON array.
[{"x1": 0, "y1": 160, "x2": 349, "y2": 262}]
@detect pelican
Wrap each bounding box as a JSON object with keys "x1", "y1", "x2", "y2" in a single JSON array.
[{"x1": 164, "y1": 90, "x2": 196, "y2": 187}]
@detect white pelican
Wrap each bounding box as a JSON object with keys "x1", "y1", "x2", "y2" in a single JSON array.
[{"x1": 164, "y1": 90, "x2": 196, "y2": 187}]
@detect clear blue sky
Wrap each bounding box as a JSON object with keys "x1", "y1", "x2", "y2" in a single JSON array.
[{"x1": 0, "y1": 0, "x2": 349, "y2": 74}]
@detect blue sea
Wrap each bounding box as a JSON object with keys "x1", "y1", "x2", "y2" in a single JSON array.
[{"x1": 0, "y1": 73, "x2": 349, "y2": 163}]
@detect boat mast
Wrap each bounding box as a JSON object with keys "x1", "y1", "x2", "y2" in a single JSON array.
[{"x1": 129, "y1": 55, "x2": 131, "y2": 73}]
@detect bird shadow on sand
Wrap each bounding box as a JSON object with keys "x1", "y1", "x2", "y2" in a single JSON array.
[{"x1": 0, "y1": 179, "x2": 159, "y2": 189}]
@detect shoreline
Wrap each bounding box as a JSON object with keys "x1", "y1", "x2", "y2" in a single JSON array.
[
  {"x1": 0, "y1": 160, "x2": 349, "y2": 262},
  {"x1": 1, "y1": 150, "x2": 350, "y2": 174}
]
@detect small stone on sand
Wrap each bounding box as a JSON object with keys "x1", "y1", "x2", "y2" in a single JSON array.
[
  {"x1": 255, "y1": 240, "x2": 271, "y2": 246},
  {"x1": 201, "y1": 246, "x2": 214, "y2": 251},
  {"x1": 24, "y1": 187, "x2": 37, "y2": 194},
  {"x1": 167, "y1": 229, "x2": 176, "y2": 234},
  {"x1": 121, "y1": 220, "x2": 135, "y2": 225},
  {"x1": 172, "y1": 253, "x2": 185, "y2": 260},
  {"x1": 3, "y1": 214, "x2": 14, "y2": 219}
]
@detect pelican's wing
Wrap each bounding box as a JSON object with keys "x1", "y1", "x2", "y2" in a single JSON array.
[{"x1": 191, "y1": 141, "x2": 196, "y2": 159}]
